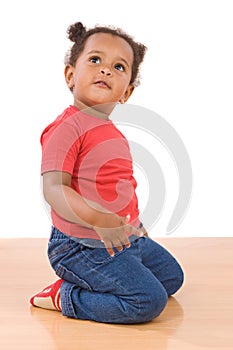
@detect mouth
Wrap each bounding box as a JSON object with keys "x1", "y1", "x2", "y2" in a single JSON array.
[{"x1": 94, "y1": 80, "x2": 111, "y2": 89}]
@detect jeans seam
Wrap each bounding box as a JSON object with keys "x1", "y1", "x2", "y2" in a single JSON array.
[
  {"x1": 80, "y1": 249, "x2": 142, "y2": 322},
  {"x1": 61, "y1": 282, "x2": 77, "y2": 318}
]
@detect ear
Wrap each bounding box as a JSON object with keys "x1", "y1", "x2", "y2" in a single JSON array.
[
  {"x1": 64, "y1": 64, "x2": 75, "y2": 90},
  {"x1": 119, "y1": 84, "x2": 135, "y2": 104}
]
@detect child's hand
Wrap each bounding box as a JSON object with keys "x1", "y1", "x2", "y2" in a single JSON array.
[{"x1": 93, "y1": 214, "x2": 144, "y2": 257}]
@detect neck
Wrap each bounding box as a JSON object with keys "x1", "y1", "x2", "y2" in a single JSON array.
[{"x1": 74, "y1": 100, "x2": 117, "y2": 120}]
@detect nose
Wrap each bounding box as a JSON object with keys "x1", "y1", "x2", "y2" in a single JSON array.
[{"x1": 100, "y1": 66, "x2": 112, "y2": 76}]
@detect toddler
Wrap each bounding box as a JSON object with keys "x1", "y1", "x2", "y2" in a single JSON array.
[{"x1": 30, "y1": 22, "x2": 184, "y2": 324}]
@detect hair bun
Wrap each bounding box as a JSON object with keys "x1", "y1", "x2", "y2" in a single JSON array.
[{"x1": 67, "y1": 22, "x2": 86, "y2": 42}]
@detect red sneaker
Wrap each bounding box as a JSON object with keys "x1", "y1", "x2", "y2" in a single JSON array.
[{"x1": 30, "y1": 279, "x2": 63, "y2": 311}]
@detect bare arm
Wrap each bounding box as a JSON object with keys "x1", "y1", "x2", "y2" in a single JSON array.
[
  {"x1": 42, "y1": 171, "x2": 143, "y2": 256},
  {"x1": 43, "y1": 171, "x2": 102, "y2": 227}
]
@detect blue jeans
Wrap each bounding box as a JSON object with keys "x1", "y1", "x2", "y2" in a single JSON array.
[{"x1": 48, "y1": 227, "x2": 184, "y2": 324}]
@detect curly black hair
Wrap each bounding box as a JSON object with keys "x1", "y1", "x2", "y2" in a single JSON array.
[{"x1": 65, "y1": 22, "x2": 147, "y2": 87}]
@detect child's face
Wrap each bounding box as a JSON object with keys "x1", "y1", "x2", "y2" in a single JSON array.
[{"x1": 65, "y1": 33, "x2": 134, "y2": 109}]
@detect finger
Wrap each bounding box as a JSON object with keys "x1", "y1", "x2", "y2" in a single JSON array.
[
  {"x1": 113, "y1": 228, "x2": 131, "y2": 248},
  {"x1": 115, "y1": 244, "x2": 124, "y2": 252},
  {"x1": 115, "y1": 238, "x2": 130, "y2": 250},
  {"x1": 106, "y1": 247, "x2": 115, "y2": 257},
  {"x1": 124, "y1": 224, "x2": 135, "y2": 234},
  {"x1": 102, "y1": 239, "x2": 115, "y2": 257},
  {"x1": 124, "y1": 241, "x2": 131, "y2": 248},
  {"x1": 117, "y1": 240, "x2": 130, "y2": 249},
  {"x1": 120, "y1": 235, "x2": 131, "y2": 248},
  {"x1": 104, "y1": 238, "x2": 125, "y2": 255},
  {"x1": 126, "y1": 224, "x2": 144, "y2": 237},
  {"x1": 112, "y1": 237, "x2": 125, "y2": 251},
  {"x1": 104, "y1": 241, "x2": 115, "y2": 256},
  {"x1": 112, "y1": 234, "x2": 130, "y2": 251}
]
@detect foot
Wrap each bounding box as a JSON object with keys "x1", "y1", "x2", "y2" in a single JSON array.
[{"x1": 30, "y1": 279, "x2": 63, "y2": 311}]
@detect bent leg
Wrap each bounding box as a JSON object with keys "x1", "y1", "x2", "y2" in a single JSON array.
[
  {"x1": 138, "y1": 237, "x2": 184, "y2": 296},
  {"x1": 48, "y1": 231, "x2": 168, "y2": 324}
]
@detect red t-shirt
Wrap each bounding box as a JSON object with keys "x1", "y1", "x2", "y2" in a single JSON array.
[{"x1": 41, "y1": 105, "x2": 140, "y2": 239}]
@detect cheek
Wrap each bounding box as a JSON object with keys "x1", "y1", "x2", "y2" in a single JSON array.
[
  {"x1": 73, "y1": 72, "x2": 86, "y2": 88},
  {"x1": 74, "y1": 67, "x2": 92, "y2": 85}
]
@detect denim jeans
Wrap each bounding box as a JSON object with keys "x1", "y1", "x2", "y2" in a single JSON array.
[{"x1": 48, "y1": 226, "x2": 184, "y2": 324}]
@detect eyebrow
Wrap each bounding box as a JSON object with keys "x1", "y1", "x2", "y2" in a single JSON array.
[{"x1": 87, "y1": 50, "x2": 130, "y2": 68}]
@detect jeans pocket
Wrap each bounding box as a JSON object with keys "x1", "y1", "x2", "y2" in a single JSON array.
[
  {"x1": 80, "y1": 244, "x2": 126, "y2": 265},
  {"x1": 48, "y1": 239, "x2": 74, "y2": 261}
]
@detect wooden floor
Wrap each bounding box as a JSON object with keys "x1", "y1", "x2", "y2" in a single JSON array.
[{"x1": 0, "y1": 237, "x2": 232, "y2": 350}]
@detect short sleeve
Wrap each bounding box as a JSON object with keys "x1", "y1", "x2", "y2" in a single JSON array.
[{"x1": 41, "y1": 120, "x2": 82, "y2": 175}]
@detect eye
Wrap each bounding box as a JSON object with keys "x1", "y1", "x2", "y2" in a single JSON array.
[
  {"x1": 89, "y1": 56, "x2": 101, "y2": 64},
  {"x1": 115, "y1": 63, "x2": 125, "y2": 72}
]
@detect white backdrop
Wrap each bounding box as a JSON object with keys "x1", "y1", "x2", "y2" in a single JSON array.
[{"x1": 0, "y1": 0, "x2": 232, "y2": 238}]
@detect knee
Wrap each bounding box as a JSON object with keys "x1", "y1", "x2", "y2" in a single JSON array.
[
  {"x1": 176, "y1": 264, "x2": 184, "y2": 290},
  {"x1": 166, "y1": 263, "x2": 184, "y2": 296},
  {"x1": 133, "y1": 284, "x2": 168, "y2": 323},
  {"x1": 146, "y1": 286, "x2": 168, "y2": 321}
]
